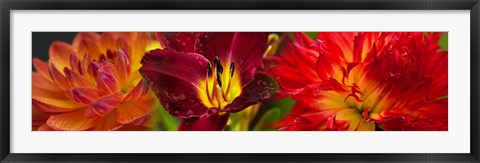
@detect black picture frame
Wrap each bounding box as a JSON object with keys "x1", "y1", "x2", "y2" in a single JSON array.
[{"x1": 1, "y1": 0, "x2": 479, "y2": 162}]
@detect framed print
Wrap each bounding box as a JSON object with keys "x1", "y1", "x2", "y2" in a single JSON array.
[{"x1": 1, "y1": 0, "x2": 479, "y2": 162}]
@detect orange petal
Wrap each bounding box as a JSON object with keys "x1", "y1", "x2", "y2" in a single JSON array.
[
  {"x1": 33, "y1": 58, "x2": 53, "y2": 83},
  {"x1": 32, "y1": 72, "x2": 65, "y2": 100},
  {"x1": 131, "y1": 32, "x2": 149, "y2": 70},
  {"x1": 65, "y1": 87, "x2": 101, "y2": 105},
  {"x1": 78, "y1": 39, "x2": 102, "y2": 61},
  {"x1": 37, "y1": 124, "x2": 53, "y2": 131},
  {"x1": 115, "y1": 37, "x2": 133, "y2": 63},
  {"x1": 32, "y1": 105, "x2": 51, "y2": 130},
  {"x1": 95, "y1": 64, "x2": 119, "y2": 93},
  {"x1": 116, "y1": 94, "x2": 155, "y2": 125},
  {"x1": 84, "y1": 93, "x2": 123, "y2": 118},
  {"x1": 32, "y1": 96, "x2": 84, "y2": 113},
  {"x1": 64, "y1": 68, "x2": 93, "y2": 87},
  {"x1": 100, "y1": 33, "x2": 116, "y2": 52},
  {"x1": 48, "y1": 63, "x2": 70, "y2": 90},
  {"x1": 123, "y1": 79, "x2": 148, "y2": 101},
  {"x1": 46, "y1": 109, "x2": 97, "y2": 131},
  {"x1": 49, "y1": 41, "x2": 74, "y2": 73},
  {"x1": 90, "y1": 111, "x2": 123, "y2": 131},
  {"x1": 72, "y1": 32, "x2": 100, "y2": 50},
  {"x1": 115, "y1": 49, "x2": 131, "y2": 85}
]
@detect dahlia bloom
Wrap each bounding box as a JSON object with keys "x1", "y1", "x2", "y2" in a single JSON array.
[
  {"x1": 32, "y1": 32, "x2": 160, "y2": 131},
  {"x1": 268, "y1": 32, "x2": 447, "y2": 131},
  {"x1": 140, "y1": 32, "x2": 275, "y2": 131}
]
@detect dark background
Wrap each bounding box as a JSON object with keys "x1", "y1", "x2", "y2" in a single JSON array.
[{"x1": 32, "y1": 32, "x2": 77, "y2": 68}]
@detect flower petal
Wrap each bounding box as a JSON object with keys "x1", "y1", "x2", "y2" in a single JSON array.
[
  {"x1": 116, "y1": 93, "x2": 156, "y2": 124},
  {"x1": 65, "y1": 87, "x2": 101, "y2": 105},
  {"x1": 95, "y1": 63, "x2": 119, "y2": 93},
  {"x1": 123, "y1": 79, "x2": 149, "y2": 101},
  {"x1": 48, "y1": 63, "x2": 70, "y2": 90},
  {"x1": 178, "y1": 113, "x2": 230, "y2": 131},
  {"x1": 140, "y1": 49, "x2": 210, "y2": 118},
  {"x1": 223, "y1": 73, "x2": 276, "y2": 113},
  {"x1": 115, "y1": 49, "x2": 131, "y2": 85},
  {"x1": 72, "y1": 32, "x2": 100, "y2": 49},
  {"x1": 37, "y1": 124, "x2": 53, "y2": 131},
  {"x1": 46, "y1": 109, "x2": 97, "y2": 131},
  {"x1": 84, "y1": 93, "x2": 123, "y2": 118},
  {"x1": 77, "y1": 38, "x2": 102, "y2": 61},
  {"x1": 32, "y1": 72, "x2": 65, "y2": 100},
  {"x1": 33, "y1": 58, "x2": 53, "y2": 83},
  {"x1": 91, "y1": 111, "x2": 123, "y2": 131},
  {"x1": 32, "y1": 97, "x2": 84, "y2": 113},
  {"x1": 196, "y1": 32, "x2": 269, "y2": 85},
  {"x1": 49, "y1": 41, "x2": 75, "y2": 73},
  {"x1": 32, "y1": 105, "x2": 51, "y2": 131},
  {"x1": 156, "y1": 32, "x2": 204, "y2": 53},
  {"x1": 64, "y1": 68, "x2": 93, "y2": 88}
]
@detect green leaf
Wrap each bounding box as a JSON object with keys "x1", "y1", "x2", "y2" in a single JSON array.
[
  {"x1": 270, "y1": 98, "x2": 295, "y2": 115},
  {"x1": 439, "y1": 33, "x2": 448, "y2": 50},
  {"x1": 253, "y1": 107, "x2": 282, "y2": 131},
  {"x1": 305, "y1": 32, "x2": 318, "y2": 39}
]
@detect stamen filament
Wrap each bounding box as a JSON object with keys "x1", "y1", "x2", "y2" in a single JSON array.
[
  {"x1": 216, "y1": 85, "x2": 222, "y2": 109},
  {"x1": 221, "y1": 88, "x2": 229, "y2": 101},
  {"x1": 205, "y1": 63, "x2": 214, "y2": 105}
]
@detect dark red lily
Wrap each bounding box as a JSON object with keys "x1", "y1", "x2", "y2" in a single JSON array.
[{"x1": 140, "y1": 32, "x2": 275, "y2": 131}]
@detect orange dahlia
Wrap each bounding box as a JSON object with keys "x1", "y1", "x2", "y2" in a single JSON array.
[
  {"x1": 32, "y1": 32, "x2": 161, "y2": 131},
  {"x1": 267, "y1": 32, "x2": 448, "y2": 131}
]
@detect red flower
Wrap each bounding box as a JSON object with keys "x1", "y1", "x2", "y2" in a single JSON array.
[
  {"x1": 140, "y1": 32, "x2": 275, "y2": 131},
  {"x1": 267, "y1": 32, "x2": 448, "y2": 131}
]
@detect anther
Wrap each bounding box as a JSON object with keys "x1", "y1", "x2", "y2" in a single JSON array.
[
  {"x1": 216, "y1": 73, "x2": 222, "y2": 87},
  {"x1": 216, "y1": 62, "x2": 223, "y2": 75},
  {"x1": 229, "y1": 62, "x2": 235, "y2": 77},
  {"x1": 206, "y1": 62, "x2": 213, "y2": 77},
  {"x1": 214, "y1": 56, "x2": 220, "y2": 67}
]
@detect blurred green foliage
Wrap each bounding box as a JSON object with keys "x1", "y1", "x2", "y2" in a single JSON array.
[{"x1": 439, "y1": 33, "x2": 448, "y2": 50}]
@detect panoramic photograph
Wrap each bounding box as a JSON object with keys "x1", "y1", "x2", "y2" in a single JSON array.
[{"x1": 31, "y1": 32, "x2": 448, "y2": 131}]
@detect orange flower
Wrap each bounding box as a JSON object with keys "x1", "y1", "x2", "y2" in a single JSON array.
[
  {"x1": 268, "y1": 32, "x2": 448, "y2": 131},
  {"x1": 32, "y1": 32, "x2": 161, "y2": 131}
]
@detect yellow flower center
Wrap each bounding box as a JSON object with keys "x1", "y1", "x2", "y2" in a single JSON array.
[{"x1": 198, "y1": 57, "x2": 242, "y2": 109}]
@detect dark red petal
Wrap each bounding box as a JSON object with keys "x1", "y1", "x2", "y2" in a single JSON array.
[
  {"x1": 223, "y1": 73, "x2": 276, "y2": 113},
  {"x1": 140, "y1": 49, "x2": 210, "y2": 118},
  {"x1": 178, "y1": 113, "x2": 230, "y2": 131},
  {"x1": 196, "y1": 32, "x2": 269, "y2": 85},
  {"x1": 155, "y1": 32, "x2": 204, "y2": 53}
]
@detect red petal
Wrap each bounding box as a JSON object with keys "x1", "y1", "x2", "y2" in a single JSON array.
[
  {"x1": 178, "y1": 113, "x2": 230, "y2": 131},
  {"x1": 156, "y1": 32, "x2": 204, "y2": 53},
  {"x1": 223, "y1": 73, "x2": 275, "y2": 113},
  {"x1": 196, "y1": 32, "x2": 269, "y2": 85},
  {"x1": 140, "y1": 49, "x2": 210, "y2": 118}
]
